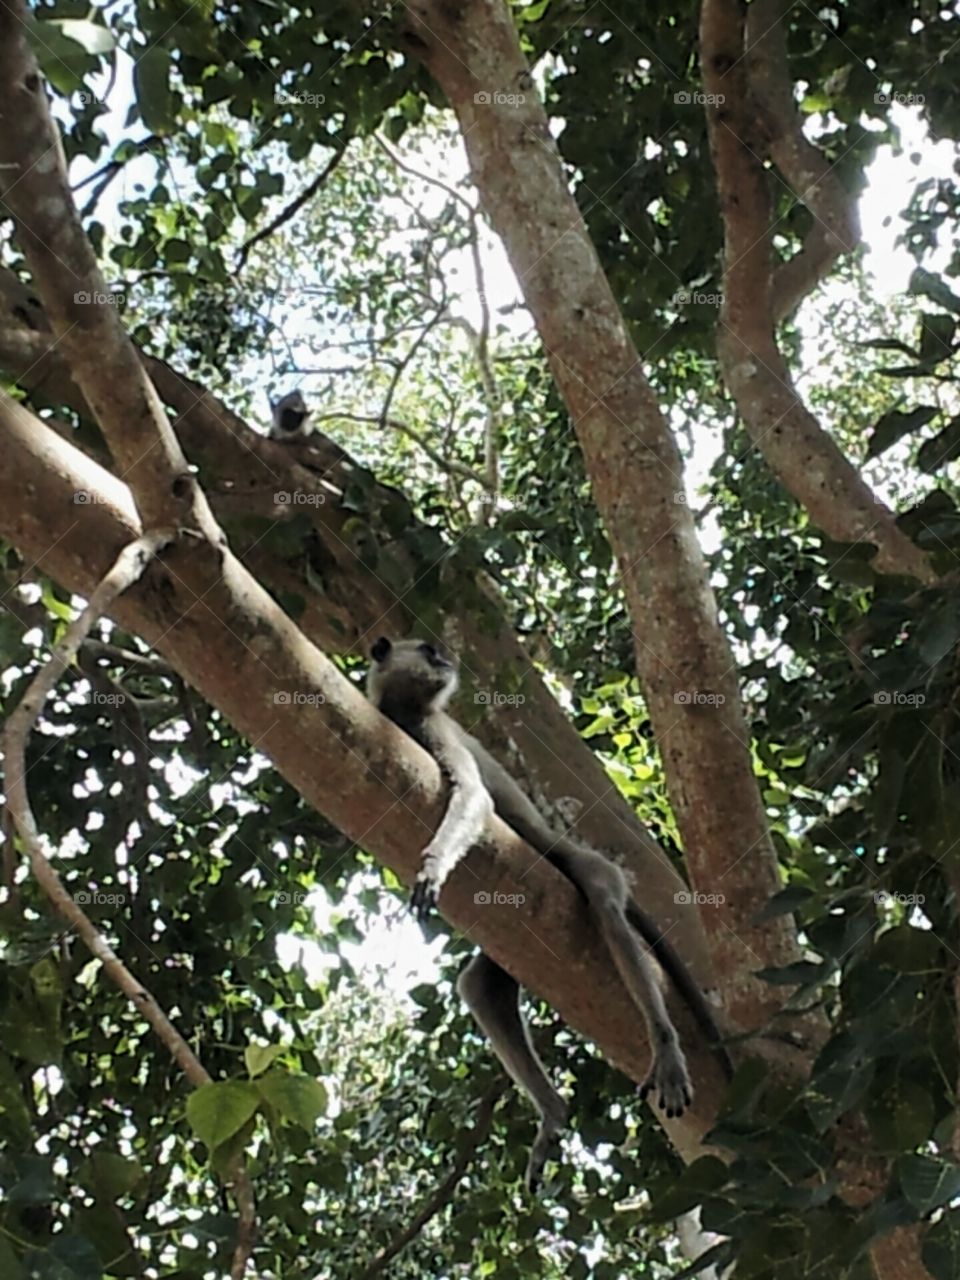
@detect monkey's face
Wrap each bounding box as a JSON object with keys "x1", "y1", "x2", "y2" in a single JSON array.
[{"x1": 367, "y1": 637, "x2": 459, "y2": 713}]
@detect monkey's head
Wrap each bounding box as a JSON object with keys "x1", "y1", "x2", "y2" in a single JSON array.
[
  {"x1": 366, "y1": 637, "x2": 459, "y2": 714},
  {"x1": 270, "y1": 390, "x2": 310, "y2": 439}
]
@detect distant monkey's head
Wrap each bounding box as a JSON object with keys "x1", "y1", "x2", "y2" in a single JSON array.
[
  {"x1": 366, "y1": 637, "x2": 459, "y2": 714},
  {"x1": 270, "y1": 390, "x2": 310, "y2": 439}
]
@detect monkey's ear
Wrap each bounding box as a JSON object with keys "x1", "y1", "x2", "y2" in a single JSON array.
[{"x1": 371, "y1": 637, "x2": 392, "y2": 663}]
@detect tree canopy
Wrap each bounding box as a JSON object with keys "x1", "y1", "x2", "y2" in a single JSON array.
[{"x1": 1, "y1": 2, "x2": 960, "y2": 1278}]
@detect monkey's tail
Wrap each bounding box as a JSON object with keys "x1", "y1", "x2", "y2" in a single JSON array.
[{"x1": 626, "y1": 902, "x2": 735, "y2": 1081}]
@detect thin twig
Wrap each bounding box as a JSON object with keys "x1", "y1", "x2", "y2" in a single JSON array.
[
  {"x1": 236, "y1": 146, "x2": 347, "y2": 270},
  {"x1": 312, "y1": 411, "x2": 486, "y2": 484},
  {"x1": 357, "y1": 1078, "x2": 507, "y2": 1279}
]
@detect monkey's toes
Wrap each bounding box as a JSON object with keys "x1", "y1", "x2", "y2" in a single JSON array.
[{"x1": 640, "y1": 1050, "x2": 694, "y2": 1119}]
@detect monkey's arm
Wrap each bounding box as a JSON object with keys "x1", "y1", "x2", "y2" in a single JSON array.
[{"x1": 410, "y1": 724, "x2": 494, "y2": 918}]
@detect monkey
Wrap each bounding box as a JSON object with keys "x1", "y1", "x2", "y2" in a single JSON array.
[
  {"x1": 270, "y1": 389, "x2": 311, "y2": 440},
  {"x1": 367, "y1": 636, "x2": 731, "y2": 1190}
]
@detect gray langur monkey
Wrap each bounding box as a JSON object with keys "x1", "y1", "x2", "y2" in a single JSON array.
[
  {"x1": 270, "y1": 390, "x2": 311, "y2": 440},
  {"x1": 367, "y1": 636, "x2": 731, "y2": 1190}
]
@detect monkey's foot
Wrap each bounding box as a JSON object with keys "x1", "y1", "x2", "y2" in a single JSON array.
[
  {"x1": 524, "y1": 1106, "x2": 567, "y2": 1192},
  {"x1": 409, "y1": 875, "x2": 438, "y2": 922},
  {"x1": 639, "y1": 1044, "x2": 693, "y2": 1119}
]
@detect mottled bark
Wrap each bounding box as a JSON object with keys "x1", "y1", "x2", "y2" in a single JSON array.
[{"x1": 393, "y1": 0, "x2": 799, "y2": 1030}]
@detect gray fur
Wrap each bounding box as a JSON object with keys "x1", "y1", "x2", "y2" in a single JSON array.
[{"x1": 367, "y1": 637, "x2": 698, "y2": 1190}]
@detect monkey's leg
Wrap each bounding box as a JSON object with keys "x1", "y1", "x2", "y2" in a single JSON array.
[
  {"x1": 589, "y1": 889, "x2": 693, "y2": 1116},
  {"x1": 458, "y1": 952, "x2": 568, "y2": 1190}
]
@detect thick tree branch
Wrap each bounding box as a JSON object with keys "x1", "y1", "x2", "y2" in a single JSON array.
[
  {"x1": 700, "y1": 0, "x2": 935, "y2": 585},
  {"x1": 391, "y1": 0, "x2": 798, "y2": 1029},
  {"x1": 0, "y1": 277, "x2": 717, "y2": 984},
  {"x1": 0, "y1": 392, "x2": 732, "y2": 1160},
  {"x1": 0, "y1": 1, "x2": 217, "y2": 537}
]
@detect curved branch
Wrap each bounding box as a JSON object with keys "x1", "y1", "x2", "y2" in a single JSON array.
[
  {"x1": 1, "y1": 526, "x2": 258, "y2": 1280},
  {"x1": 699, "y1": 0, "x2": 935, "y2": 585},
  {"x1": 0, "y1": 4, "x2": 216, "y2": 536},
  {"x1": 744, "y1": 0, "x2": 860, "y2": 321}
]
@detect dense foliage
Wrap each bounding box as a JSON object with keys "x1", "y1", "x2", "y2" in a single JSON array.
[{"x1": 2, "y1": 1, "x2": 960, "y2": 1277}]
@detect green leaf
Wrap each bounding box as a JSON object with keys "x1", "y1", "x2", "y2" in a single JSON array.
[
  {"x1": 910, "y1": 267, "x2": 960, "y2": 316},
  {"x1": 244, "y1": 1043, "x2": 284, "y2": 1078},
  {"x1": 51, "y1": 19, "x2": 115, "y2": 55},
  {"x1": 923, "y1": 1210, "x2": 960, "y2": 1280},
  {"x1": 752, "y1": 886, "x2": 814, "y2": 921},
  {"x1": 255, "y1": 1071, "x2": 327, "y2": 1132},
  {"x1": 866, "y1": 405, "x2": 938, "y2": 459},
  {"x1": 0, "y1": 1237, "x2": 23, "y2": 1280},
  {"x1": 899, "y1": 1155, "x2": 960, "y2": 1215},
  {"x1": 868, "y1": 1080, "x2": 935, "y2": 1151},
  {"x1": 918, "y1": 313, "x2": 957, "y2": 366},
  {"x1": 78, "y1": 1151, "x2": 145, "y2": 1200},
  {"x1": 186, "y1": 1081, "x2": 261, "y2": 1151},
  {"x1": 646, "y1": 1156, "x2": 729, "y2": 1221},
  {"x1": 918, "y1": 415, "x2": 960, "y2": 473},
  {"x1": 25, "y1": 18, "x2": 97, "y2": 94},
  {"x1": 134, "y1": 47, "x2": 176, "y2": 135}
]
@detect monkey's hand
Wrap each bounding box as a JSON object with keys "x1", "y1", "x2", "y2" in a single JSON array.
[
  {"x1": 410, "y1": 872, "x2": 439, "y2": 922},
  {"x1": 639, "y1": 1040, "x2": 693, "y2": 1119}
]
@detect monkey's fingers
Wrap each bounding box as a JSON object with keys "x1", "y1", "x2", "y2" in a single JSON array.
[{"x1": 410, "y1": 877, "x2": 438, "y2": 921}]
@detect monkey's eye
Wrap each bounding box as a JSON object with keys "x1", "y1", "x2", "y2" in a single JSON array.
[{"x1": 419, "y1": 642, "x2": 450, "y2": 669}]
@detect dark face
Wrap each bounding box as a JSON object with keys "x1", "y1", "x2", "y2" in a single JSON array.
[{"x1": 367, "y1": 637, "x2": 459, "y2": 713}]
